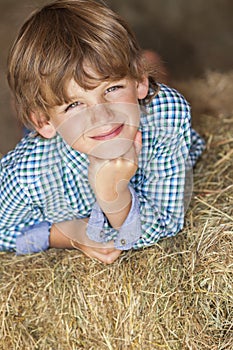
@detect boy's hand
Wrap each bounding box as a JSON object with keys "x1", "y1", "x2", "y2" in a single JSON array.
[
  {"x1": 71, "y1": 240, "x2": 122, "y2": 264},
  {"x1": 88, "y1": 131, "x2": 142, "y2": 213},
  {"x1": 50, "y1": 221, "x2": 121, "y2": 264}
]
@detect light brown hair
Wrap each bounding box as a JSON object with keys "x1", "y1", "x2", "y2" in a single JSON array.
[{"x1": 7, "y1": 0, "x2": 157, "y2": 129}]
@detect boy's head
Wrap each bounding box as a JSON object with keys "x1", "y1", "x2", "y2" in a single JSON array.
[{"x1": 7, "y1": 0, "x2": 154, "y2": 132}]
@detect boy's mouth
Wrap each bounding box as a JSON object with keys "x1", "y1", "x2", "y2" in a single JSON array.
[{"x1": 90, "y1": 124, "x2": 124, "y2": 141}]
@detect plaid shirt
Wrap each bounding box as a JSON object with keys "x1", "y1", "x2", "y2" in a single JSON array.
[{"x1": 0, "y1": 84, "x2": 205, "y2": 252}]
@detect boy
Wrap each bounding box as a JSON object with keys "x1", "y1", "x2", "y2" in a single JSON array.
[{"x1": 0, "y1": 0, "x2": 205, "y2": 264}]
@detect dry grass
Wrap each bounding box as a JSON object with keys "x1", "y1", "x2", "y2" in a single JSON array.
[{"x1": 0, "y1": 71, "x2": 232, "y2": 350}]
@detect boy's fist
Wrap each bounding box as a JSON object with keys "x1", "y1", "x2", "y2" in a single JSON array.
[{"x1": 88, "y1": 131, "x2": 142, "y2": 213}]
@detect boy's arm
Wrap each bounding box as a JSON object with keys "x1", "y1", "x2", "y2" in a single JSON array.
[
  {"x1": 50, "y1": 138, "x2": 141, "y2": 263},
  {"x1": 0, "y1": 163, "x2": 41, "y2": 252},
  {"x1": 87, "y1": 131, "x2": 142, "y2": 241},
  {"x1": 6, "y1": 216, "x2": 121, "y2": 263},
  {"x1": 88, "y1": 156, "x2": 135, "y2": 229},
  {"x1": 0, "y1": 152, "x2": 121, "y2": 262},
  {"x1": 129, "y1": 103, "x2": 204, "y2": 249},
  {"x1": 50, "y1": 220, "x2": 122, "y2": 264}
]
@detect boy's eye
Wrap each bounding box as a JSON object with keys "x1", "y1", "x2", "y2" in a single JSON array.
[
  {"x1": 105, "y1": 85, "x2": 123, "y2": 95},
  {"x1": 65, "y1": 101, "x2": 82, "y2": 112}
]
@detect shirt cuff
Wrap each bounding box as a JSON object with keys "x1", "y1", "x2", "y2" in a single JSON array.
[
  {"x1": 87, "y1": 186, "x2": 142, "y2": 250},
  {"x1": 16, "y1": 222, "x2": 50, "y2": 255}
]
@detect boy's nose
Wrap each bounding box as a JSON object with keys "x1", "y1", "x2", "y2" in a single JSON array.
[{"x1": 90, "y1": 103, "x2": 114, "y2": 124}]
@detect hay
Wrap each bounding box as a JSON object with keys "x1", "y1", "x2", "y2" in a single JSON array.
[{"x1": 0, "y1": 71, "x2": 232, "y2": 349}]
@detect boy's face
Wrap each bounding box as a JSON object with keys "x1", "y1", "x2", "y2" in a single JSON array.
[{"x1": 38, "y1": 76, "x2": 148, "y2": 159}]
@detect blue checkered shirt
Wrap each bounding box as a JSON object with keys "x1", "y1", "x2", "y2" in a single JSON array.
[{"x1": 0, "y1": 84, "x2": 205, "y2": 253}]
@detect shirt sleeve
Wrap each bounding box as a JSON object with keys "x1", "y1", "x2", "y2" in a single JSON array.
[
  {"x1": 133, "y1": 131, "x2": 190, "y2": 249},
  {"x1": 16, "y1": 222, "x2": 50, "y2": 255},
  {"x1": 87, "y1": 185, "x2": 142, "y2": 250},
  {"x1": 131, "y1": 91, "x2": 197, "y2": 249},
  {"x1": 0, "y1": 162, "x2": 49, "y2": 252}
]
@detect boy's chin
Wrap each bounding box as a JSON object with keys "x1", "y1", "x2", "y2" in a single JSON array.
[{"x1": 86, "y1": 138, "x2": 134, "y2": 159}]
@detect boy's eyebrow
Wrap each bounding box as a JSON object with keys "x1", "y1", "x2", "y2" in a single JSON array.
[
  {"x1": 65, "y1": 95, "x2": 80, "y2": 103},
  {"x1": 60, "y1": 94, "x2": 82, "y2": 106}
]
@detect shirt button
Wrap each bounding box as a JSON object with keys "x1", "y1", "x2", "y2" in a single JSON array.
[
  {"x1": 100, "y1": 230, "x2": 104, "y2": 238},
  {"x1": 120, "y1": 239, "x2": 126, "y2": 245}
]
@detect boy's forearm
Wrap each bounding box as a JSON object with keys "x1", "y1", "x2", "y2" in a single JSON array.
[
  {"x1": 49, "y1": 217, "x2": 88, "y2": 248},
  {"x1": 50, "y1": 185, "x2": 133, "y2": 247},
  {"x1": 95, "y1": 186, "x2": 132, "y2": 230},
  {"x1": 88, "y1": 155, "x2": 137, "y2": 231},
  {"x1": 50, "y1": 219, "x2": 121, "y2": 264},
  {"x1": 49, "y1": 223, "x2": 76, "y2": 249}
]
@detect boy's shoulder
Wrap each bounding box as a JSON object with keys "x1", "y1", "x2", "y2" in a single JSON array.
[
  {"x1": 141, "y1": 84, "x2": 191, "y2": 131},
  {"x1": 0, "y1": 133, "x2": 63, "y2": 183},
  {"x1": 153, "y1": 83, "x2": 190, "y2": 110}
]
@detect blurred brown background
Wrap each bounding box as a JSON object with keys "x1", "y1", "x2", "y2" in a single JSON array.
[{"x1": 0, "y1": 0, "x2": 232, "y2": 154}]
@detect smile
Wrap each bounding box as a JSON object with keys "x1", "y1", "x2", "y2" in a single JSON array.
[{"x1": 90, "y1": 124, "x2": 124, "y2": 141}]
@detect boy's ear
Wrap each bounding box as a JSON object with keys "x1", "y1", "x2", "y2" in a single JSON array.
[
  {"x1": 137, "y1": 77, "x2": 149, "y2": 100},
  {"x1": 31, "y1": 112, "x2": 56, "y2": 139}
]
